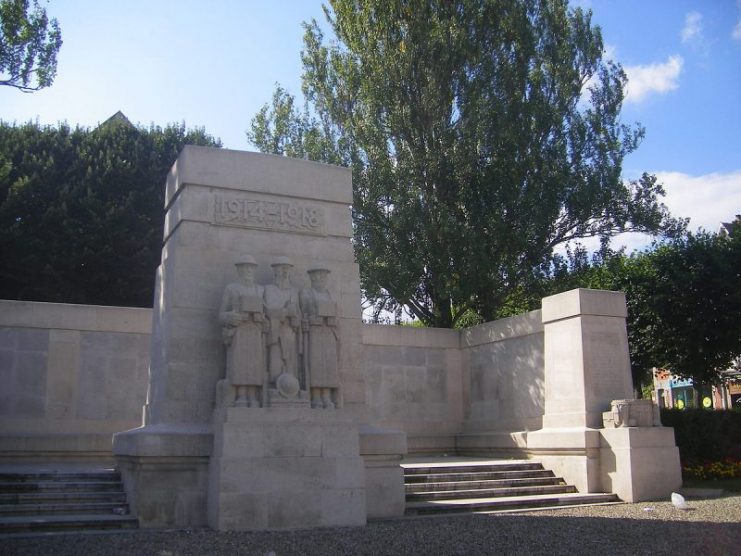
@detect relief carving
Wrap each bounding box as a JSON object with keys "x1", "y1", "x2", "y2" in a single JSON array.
[
  {"x1": 264, "y1": 257, "x2": 302, "y2": 398},
  {"x1": 219, "y1": 255, "x2": 267, "y2": 407},
  {"x1": 603, "y1": 399, "x2": 662, "y2": 428},
  {"x1": 300, "y1": 265, "x2": 339, "y2": 409},
  {"x1": 218, "y1": 256, "x2": 340, "y2": 408},
  {"x1": 214, "y1": 196, "x2": 325, "y2": 235}
]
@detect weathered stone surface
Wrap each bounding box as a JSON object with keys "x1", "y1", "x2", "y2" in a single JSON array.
[{"x1": 208, "y1": 408, "x2": 366, "y2": 530}]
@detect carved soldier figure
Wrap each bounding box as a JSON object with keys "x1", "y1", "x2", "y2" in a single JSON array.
[
  {"x1": 263, "y1": 257, "x2": 302, "y2": 394},
  {"x1": 219, "y1": 255, "x2": 266, "y2": 407},
  {"x1": 300, "y1": 264, "x2": 339, "y2": 409}
]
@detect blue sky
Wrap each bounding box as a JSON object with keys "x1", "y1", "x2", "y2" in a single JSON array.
[{"x1": 2, "y1": 1, "x2": 739, "y2": 250}]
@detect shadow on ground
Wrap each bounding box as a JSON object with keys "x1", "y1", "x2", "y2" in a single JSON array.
[{"x1": 2, "y1": 511, "x2": 740, "y2": 556}]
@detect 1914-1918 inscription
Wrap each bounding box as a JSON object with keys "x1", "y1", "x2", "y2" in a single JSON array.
[{"x1": 214, "y1": 195, "x2": 326, "y2": 235}]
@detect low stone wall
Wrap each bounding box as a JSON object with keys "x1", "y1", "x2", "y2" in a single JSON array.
[
  {"x1": 361, "y1": 313, "x2": 546, "y2": 455},
  {"x1": 0, "y1": 300, "x2": 151, "y2": 462},
  {"x1": 457, "y1": 311, "x2": 545, "y2": 456},
  {"x1": 362, "y1": 325, "x2": 463, "y2": 454}
]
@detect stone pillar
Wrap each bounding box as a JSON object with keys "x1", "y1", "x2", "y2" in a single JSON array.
[
  {"x1": 527, "y1": 289, "x2": 634, "y2": 493},
  {"x1": 113, "y1": 147, "x2": 404, "y2": 528},
  {"x1": 527, "y1": 289, "x2": 682, "y2": 500}
]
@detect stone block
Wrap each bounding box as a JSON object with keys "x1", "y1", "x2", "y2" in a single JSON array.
[
  {"x1": 363, "y1": 455, "x2": 405, "y2": 518},
  {"x1": 268, "y1": 489, "x2": 322, "y2": 529},
  {"x1": 600, "y1": 427, "x2": 682, "y2": 502},
  {"x1": 542, "y1": 288, "x2": 627, "y2": 323},
  {"x1": 16, "y1": 328, "x2": 50, "y2": 351},
  {"x1": 320, "y1": 488, "x2": 366, "y2": 527},
  {"x1": 321, "y1": 424, "x2": 360, "y2": 457},
  {"x1": 527, "y1": 427, "x2": 602, "y2": 493},
  {"x1": 263, "y1": 425, "x2": 323, "y2": 458}
]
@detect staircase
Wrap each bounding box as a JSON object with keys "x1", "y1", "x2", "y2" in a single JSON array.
[
  {"x1": 403, "y1": 459, "x2": 619, "y2": 515},
  {"x1": 0, "y1": 468, "x2": 138, "y2": 534}
]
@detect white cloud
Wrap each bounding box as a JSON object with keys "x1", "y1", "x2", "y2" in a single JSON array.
[
  {"x1": 566, "y1": 170, "x2": 741, "y2": 254},
  {"x1": 733, "y1": 20, "x2": 741, "y2": 40},
  {"x1": 681, "y1": 11, "x2": 703, "y2": 44},
  {"x1": 624, "y1": 55, "x2": 683, "y2": 104},
  {"x1": 653, "y1": 170, "x2": 741, "y2": 233}
]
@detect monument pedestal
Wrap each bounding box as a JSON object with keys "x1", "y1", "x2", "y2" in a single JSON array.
[
  {"x1": 599, "y1": 426, "x2": 681, "y2": 502},
  {"x1": 113, "y1": 424, "x2": 212, "y2": 527},
  {"x1": 207, "y1": 408, "x2": 366, "y2": 530},
  {"x1": 527, "y1": 289, "x2": 682, "y2": 500}
]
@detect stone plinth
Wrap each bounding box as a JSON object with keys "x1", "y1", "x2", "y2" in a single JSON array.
[
  {"x1": 528, "y1": 289, "x2": 682, "y2": 500},
  {"x1": 208, "y1": 408, "x2": 366, "y2": 530},
  {"x1": 599, "y1": 427, "x2": 682, "y2": 502},
  {"x1": 112, "y1": 424, "x2": 212, "y2": 527},
  {"x1": 358, "y1": 424, "x2": 407, "y2": 519}
]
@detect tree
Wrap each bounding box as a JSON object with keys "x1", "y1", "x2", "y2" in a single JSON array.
[
  {"x1": 541, "y1": 227, "x2": 741, "y2": 389},
  {"x1": 0, "y1": 119, "x2": 221, "y2": 306},
  {"x1": 0, "y1": 0, "x2": 62, "y2": 91},
  {"x1": 249, "y1": 0, "x2": 680, "y2": 327}
]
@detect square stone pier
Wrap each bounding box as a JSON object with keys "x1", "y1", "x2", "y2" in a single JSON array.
[{"x1": 113, "y1": 147, "x2": 405, "y2": 529}]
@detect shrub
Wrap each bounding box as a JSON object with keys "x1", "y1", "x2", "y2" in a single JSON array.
[{"x1": 660, "y1": 408, "x2": 741, "y2": 464}]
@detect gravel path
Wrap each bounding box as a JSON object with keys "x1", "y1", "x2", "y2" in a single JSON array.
[{"x1": 2, "y1": 496, "x2": 740, "y2": 556}]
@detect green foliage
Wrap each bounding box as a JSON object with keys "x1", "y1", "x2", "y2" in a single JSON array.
[
  {"x1": 0, "y1": 0, "x2": 62, "y2": 91},
  {"x1": 0, "y1": 119, "x2": 221, "y2": 306},
  {"x1": 540, "y1": 226, "x2": 741, "y2": 387},
  {"x1": 661, "y1": 408, "x2": 741, "y2": 465},
  {"x1": 249, "y1": 0, "x2": 678, "y2": 327}
]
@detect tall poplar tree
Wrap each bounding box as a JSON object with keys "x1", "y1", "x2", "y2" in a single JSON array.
[
  {"x1": 0, "y1": 0, "x2": 62, "y2": 91},
  {"x1": 249, "y1": 0, "x2": 680, "y2": 327}
]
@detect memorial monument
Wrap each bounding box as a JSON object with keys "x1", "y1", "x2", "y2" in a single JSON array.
[
  {"x1": 113, "y1": 147, "x2": 405, "y2": 530},
  {"x1": 104, "y1": 146, "x2": 679, "y2": 530}
]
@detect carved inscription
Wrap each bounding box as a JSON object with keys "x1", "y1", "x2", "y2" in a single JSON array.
[{"x1": 214, "y1": 196, "x2": 325, "y2": 235}]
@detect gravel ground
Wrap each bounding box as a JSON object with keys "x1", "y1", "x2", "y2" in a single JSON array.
[{"x1": 2, "y1": 496, "x2": 740, "y2": 556}]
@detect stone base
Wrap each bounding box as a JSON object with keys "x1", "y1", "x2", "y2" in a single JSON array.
[
  {"x1": 358, "y1": 424, "x2": 407, "y2": 519},
  {"x1": 267, "y1": 388, "x2": 311, "y2": 408},
  {"x1": 208, "y1": 407, "x2": 366, "y2": 530},
  {"x1": 599, "y1": 427, "x2": 682, "y2": 502},
  {"x1": 526, "y1": 428, "x2": 601, "y2": 493},
  {"x1": 112, "y1": 424, "x2": 213, "y2": 528}
]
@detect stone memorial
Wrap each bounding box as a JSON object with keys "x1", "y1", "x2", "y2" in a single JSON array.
[{"x1": 112, "y1": 147, "x2": 402, "y2": 530}]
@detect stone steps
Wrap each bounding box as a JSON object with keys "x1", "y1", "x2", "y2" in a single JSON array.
[
  {"x1": 407, "y1": 483, "x2": 577, "y2": 502},
  {"x1": 405, "y1": 492, "x2": 620, "y2": 515},
  {"x1": 0, "y1": 514, "x2": 139, "y2": 534},
  {"x1": 405, "y1": 469, "x2": 555, "y2": 483},
  {"x1": 405, "y1": 476, "x2": 565, "y2": 493},
  {"x1": 0, "y1": 469, "x2": 138, "y2": 534},
  {"x1": 403, "y1": 460, "x2": 619, "y2": 515},
  {"x1": 0, "y1": 491, "x2": 127, "y2": 504}
]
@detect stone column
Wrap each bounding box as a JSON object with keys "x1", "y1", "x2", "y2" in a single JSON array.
[
  {"x1": 527, "y1": 288, "x2": 681, "y2": 500},
  {"x1": 527, "y1": 288, "x2": 634, "y2": 493}
]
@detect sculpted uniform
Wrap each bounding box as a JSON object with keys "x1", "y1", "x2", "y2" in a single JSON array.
[
  {"x1": 219, "y1": 282, "x2": 265, "y2": 388},
  {"x1": 263, "y1": 281, "x2": 301, "y2": 382},
  {"x1": 300, "y1": 286, "x2": 339, "y2": 389}
]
